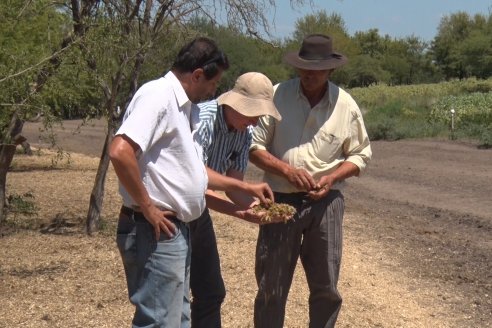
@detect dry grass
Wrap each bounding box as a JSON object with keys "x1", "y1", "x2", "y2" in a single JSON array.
[{"x1": 0, "y1": 148, "x2": 472, "y2": 327}]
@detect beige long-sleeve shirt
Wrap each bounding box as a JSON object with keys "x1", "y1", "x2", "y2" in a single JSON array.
[{"x1": 250, "y1": 78, "x2": 372, "y2": 193}]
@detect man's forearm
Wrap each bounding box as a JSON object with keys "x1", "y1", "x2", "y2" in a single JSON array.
[
  {"x1": 249, "y1": 149, "x2": 290, "y2": 178},
  {"x1": 330, "y1": 161, "x2": 360, "y2": 182},
  {"x1": 205, "y1": 191, "x2": 245, "y2": 219},
  {"x1": 207, "y1": 167, "x2": 248, "y2": 192}
]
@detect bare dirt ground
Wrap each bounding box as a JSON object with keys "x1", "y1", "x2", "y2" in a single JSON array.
[{"x1": 0, "y1": 119, "x2": 490, "y2": 328}]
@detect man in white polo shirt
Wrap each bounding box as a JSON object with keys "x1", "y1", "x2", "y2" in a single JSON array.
[{"x1": 109, "y1": 37, "x2": 273, "y2": 328}]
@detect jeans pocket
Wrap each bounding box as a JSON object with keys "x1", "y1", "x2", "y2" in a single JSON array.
[
  {"x1": 116, "y1": 209, "x2": 137, "y2": 256},
  {"x1": 117, "y1": 231, "x2": 137, "y2": 258},
  {"x1": 156, "y1": 224, "x2": 182, "y2": 243},
  {"x1": 116, "y1": 230, "x2": 138, "y2": 297},
  {"x1": 116, "y1": 209, "x2": 138, "y2": 270}
]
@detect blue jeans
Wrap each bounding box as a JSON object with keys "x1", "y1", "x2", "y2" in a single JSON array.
[
  {"x1": 117, "y1": 206, "x2": 191, "y2": 328},
  {"x1": 189, "y1": 208, "x2": 226, "y2": 328}
]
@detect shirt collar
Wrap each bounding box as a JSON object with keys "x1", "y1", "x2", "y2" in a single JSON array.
[
  {"x1": 165, "y1": 71, "x2": 191, "y2": 111},
  {"x1": 295, "y1": 78, "x2": 334, "y2": 109},
  {"x1": 216, "y1": 104, "x2": 230, "y2": 133}
]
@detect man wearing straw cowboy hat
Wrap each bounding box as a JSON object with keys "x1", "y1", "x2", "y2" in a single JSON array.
[
  {"x1": 250, "y1": 34, "x2": 372, "y2": 327},
  {"x1": 190, "y1": 72, "x2": 284, "y2": 328}
]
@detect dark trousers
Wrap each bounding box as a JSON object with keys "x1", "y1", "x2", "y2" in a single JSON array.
[
  {"x1": 254, "y1": 190, "x2": 345, "y2": 328},
  {"x1": 189, "y1": 208, "x2": 226, "y2": 328}
]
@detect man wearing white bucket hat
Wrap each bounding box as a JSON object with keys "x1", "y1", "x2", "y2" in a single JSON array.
[
  {"x1": 190, "y1": 72, "x2": 282, "y2": 328},
  {"x1": 250, "y1": 34, "x2": 372, "y2": 327}
]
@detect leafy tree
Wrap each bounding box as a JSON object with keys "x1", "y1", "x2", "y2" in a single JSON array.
[
  {"x1": 186, "y1": 17, "x2": 289, "y2": 90},
  {"x1": 431, "y1": 12, "x2": 492, "y2": 79},
  {"x1": 458, "y1": 29, "x2": 492, "y2": 79},
  {"x1": 292, "y1": 10, "x2": 348, "y2": 41},
  {"x1": 290, "y1": 10, "x2": 356, "y2": 58},
  {"x1": 344, "y1": 54, "x2": 388, "y2": 87},
  {"x1": 0, "y1": 0, "x2": 316, "y2": 233},
  {"x1": 352, "y1": 29, "x2": 386, "y2": 58},
  {"x1": 380, "y1": 54, "x2": 410, "y2": 85},
  {"x1": 0, "y1": 0, "x2": 68, "y2": 132},
  {"x1": 0, "y1": 0, "x2": 74, "y2": 222},
  {"x1": 381, "y1": 36, "x2": 436, "y2": 85},
  {"x1": 350, "y1": 29, "x2": 442, "y2": 85}
]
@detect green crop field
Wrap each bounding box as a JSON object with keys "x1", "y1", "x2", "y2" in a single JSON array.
[{"x1": 350, "y1": 78, "x2": 492, "y2": 147}]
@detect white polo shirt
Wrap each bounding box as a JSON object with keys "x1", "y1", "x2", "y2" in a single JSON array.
[{"x1": 116, "y1": 71, "x2": 207, "y2": 222}]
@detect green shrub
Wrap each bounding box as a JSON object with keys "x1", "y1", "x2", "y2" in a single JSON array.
[
  {"x1": 429, "y1": 93, "x2": 492, "y2": 147},
  {"x1": 8, "y1": 192, "x2": 38, "y2": 216},
  {"x1": 364, "y1": 101, "x2": 446, "y2": 141},
  {"x1": 354, "y1": 79, "x2": 492, "y2": 145}
]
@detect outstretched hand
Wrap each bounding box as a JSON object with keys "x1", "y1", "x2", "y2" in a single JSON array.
[
  {"x1": 237, "y1": 201, "x2": 295, "y2": 225},
  {"x1": 238, "y1": 207, "x2": 292, "y2": 225}
]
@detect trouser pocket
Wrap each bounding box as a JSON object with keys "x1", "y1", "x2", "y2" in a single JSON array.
[{"x1": 116, "y1": 206, "x2": 138, "y2": 297}]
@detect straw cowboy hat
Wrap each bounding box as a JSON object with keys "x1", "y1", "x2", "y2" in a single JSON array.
[
  {"x1": 284, "y1": 34, "x2": 348, "y2": 70},
  {"x1": 217, "y1": 72, "x2": 281, "y2": 121}
]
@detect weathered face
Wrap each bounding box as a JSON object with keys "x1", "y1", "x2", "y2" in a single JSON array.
[
  {"x1": 296, "y1": 68, "x2": 332, "y2": 93},
  {"x1": 190, "y1": 68, "x2": 224, "y2": 103},
  {"x1": 223, "y1": 105, "x2": 260, "y2": 132}
]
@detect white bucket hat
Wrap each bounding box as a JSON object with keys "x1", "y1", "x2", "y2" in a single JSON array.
[{"x1": 217, "y1": 72, "x2": 281, "y2": 121}]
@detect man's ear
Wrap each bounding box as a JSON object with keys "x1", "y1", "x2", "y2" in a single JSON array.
[{"x1": 191, "y1": 68, "x2": 204, "y2": 82}]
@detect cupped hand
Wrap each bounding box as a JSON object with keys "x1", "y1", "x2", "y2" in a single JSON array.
[
  {"x1": 239, "y1": 207, "x2": 266, "y2": 225},
  {"x1": 308, "y1": 175, "x2": 336, "y2": 200},
  {"x1": 247, "y1": 202, "x2": 295, "y2": 225}
]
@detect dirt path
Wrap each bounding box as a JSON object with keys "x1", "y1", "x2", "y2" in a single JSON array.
[
  {"x1": 1, "y1": 121, "x2": 489, "y2": 327},
  {"x1": 341, "y1": 139, "x2": 491, "y2": 327},
  {"x1": 243, "y1": 139, "x2": 492, "y2": 327}
]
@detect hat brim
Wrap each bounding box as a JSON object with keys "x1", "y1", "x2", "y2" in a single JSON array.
[
  {"x1": 217, "y1": 91, "x2": 281, "y2": 121},
  {"x1": 283, "y1": 51, "x2": 348, "y2": 70}
]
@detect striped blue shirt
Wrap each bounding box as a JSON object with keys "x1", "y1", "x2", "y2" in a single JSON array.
[{"x1": 195, "y1": 100, "x2": 252, "y2": 174}]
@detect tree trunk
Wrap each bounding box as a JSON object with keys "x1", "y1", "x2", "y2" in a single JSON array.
[
  {"x1": 0, "y1": 111, "x2": 24, "y2": 223},
  {"x1": 20, "y1": 141, "x2": 33, "y2": 155},
  {"x1": 0, "y1": 144, "x2": 17, "y2": 223},
  {"x1": 85, "y1": 119, "x2": 116, "y2": 235}
]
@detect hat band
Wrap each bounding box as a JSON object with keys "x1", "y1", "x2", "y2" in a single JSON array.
[
  {"x1": 299, "y1": 53, "x2": 342, "y2": 61},
  {"x1": 300, "y1": 54, "x2": 329, "y2": 60}
]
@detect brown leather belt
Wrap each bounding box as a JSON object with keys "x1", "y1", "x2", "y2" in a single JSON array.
[
  {"x1": 120, "y1": 205, "x2": 134, "y2": 216},
  {"x1": 120, "y1": 205, "x2": 178, "y2": 223},
  {"x1": 119, "y1": 205, "x2": 147, "y2": 222}
]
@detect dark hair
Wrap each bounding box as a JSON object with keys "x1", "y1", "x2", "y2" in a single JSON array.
[{"x1": 172, "y1": 37, "x2": 229, "y2": 80}]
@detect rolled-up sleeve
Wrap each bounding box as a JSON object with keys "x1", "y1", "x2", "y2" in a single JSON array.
[
  {"x1": 250, "y1": 114, "x2": 275, "y2": 152},
  {"x1": 343, "y1": 109, "x2": 372, "y2": 173}
]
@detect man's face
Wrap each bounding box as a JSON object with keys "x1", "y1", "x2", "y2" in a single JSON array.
[
  {"x1": 297, "y1": 69, "x2": 332, "y2": 92},
  {"x1": 190, "y1": 69, "x2": 224, "y2": 103},
  {"x1": 223, "y1": 105, "x2": 260, "y2": 131}
]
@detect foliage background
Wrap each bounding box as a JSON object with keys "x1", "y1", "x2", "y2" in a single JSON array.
[{"x1": 1, "y1": 2, "x2": 490, "y2": 146}]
